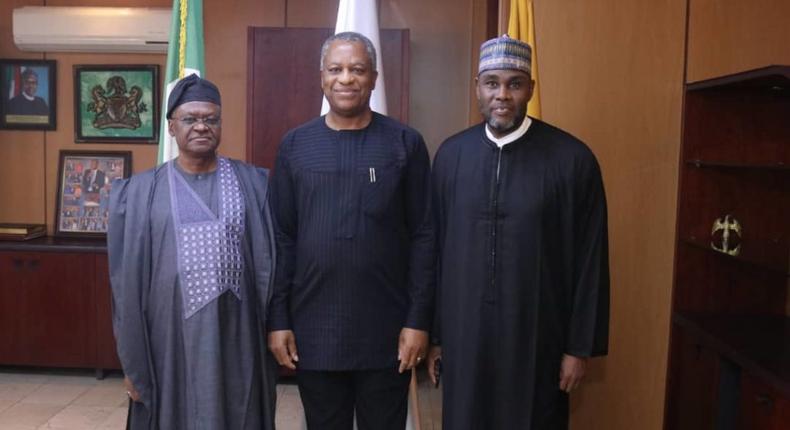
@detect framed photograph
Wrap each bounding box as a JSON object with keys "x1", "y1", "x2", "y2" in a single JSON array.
[
  {"x1": 74, "y1": 65, "x2": 159, "y2": 143},
  {"x1": 0, "y1": 59, "x2": 56, "y2": 130},
  {"x1": 55, "y1": 151, "x2": 132, "y2": 238}
]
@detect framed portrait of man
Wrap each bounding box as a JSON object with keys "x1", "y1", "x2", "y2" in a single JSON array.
[
  {"x1": 74, "y1": 64, "x2": 159, "y2": 143},
  {"x1": 0, "y1": 59, "x2": 57, "y2": 130},
  {"x1": 55, "y1": 151, "x2": 132, "y2": 237}
]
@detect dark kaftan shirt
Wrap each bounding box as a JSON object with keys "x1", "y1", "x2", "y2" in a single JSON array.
[{"x1": 269, "y1": 113, "x2": 435, "y2": 370}]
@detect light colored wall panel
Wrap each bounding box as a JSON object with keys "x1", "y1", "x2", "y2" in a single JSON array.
[
  {"x1": 0, "y1": 0, "x2": 45, "y2": 223},
  {"x1": 536, "y1": 1, "x2": 686, "y2": 428},
  {"x1": 688, "y1": 0, "x2": 790, "y2": 82},
  {"x1": 380, "y1": 0, "x2": 478, "y2": 153},
  {"x1": 204, "y1": 0, "x2": 284, "y2": 162}
]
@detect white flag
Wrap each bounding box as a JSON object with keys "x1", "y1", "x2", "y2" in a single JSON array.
[{"x1": 321, "y1": 0, "x2": 387, "y2": 115}]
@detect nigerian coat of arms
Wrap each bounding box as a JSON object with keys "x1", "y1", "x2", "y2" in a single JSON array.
[{"x1": 86, "y1": 75, "x2": 148, "y2": 130}]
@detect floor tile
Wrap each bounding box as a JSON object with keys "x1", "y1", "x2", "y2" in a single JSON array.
[
  {"x1": 20, "y1": 384, "x2": 90, "y2": 406},
  {"x1": 0, "y1": 397, "x2": 17, "y2": 413},
  {"x1": 72, "y1": 385, "x2": 128, "y2": 408},
  {"x1": 0, "y1": 382, "x2": 43, "y2": 402},
  {"x1": 96, "y1": 407, "x2": 127, "y2": 430},
  {"x1": 40, "y1": 405, "x2": 117, "y2": 429},
  {"x1": 0, "y1": 402, "x2": 63, "y2": 428}
]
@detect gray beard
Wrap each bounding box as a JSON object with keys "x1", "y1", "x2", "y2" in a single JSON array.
[{"x1": 486, "y1": 116, "x2": 520, "y2": 135}]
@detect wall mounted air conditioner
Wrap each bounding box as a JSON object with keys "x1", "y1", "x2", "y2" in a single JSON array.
[{"x1": 13, "y1": 6, "x2": 171, "y2": 54}]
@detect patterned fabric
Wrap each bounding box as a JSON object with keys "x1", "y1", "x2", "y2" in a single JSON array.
[
  {"x1": 169, "y1": 157, "x2": 246, "y2": 319},
  {"x1": 478, "y1": 34, "x2": 532, "y2": 75}
]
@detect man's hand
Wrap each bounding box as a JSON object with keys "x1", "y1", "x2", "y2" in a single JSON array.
[
  {"x1": 427, "y1": 345, "x2": 442, "y2": 387},
  {"x1": 124, "y1": 376, "x2": 141, "y2": 402},
  {"x1": 559, "y1": 354, "x2": 587, "y2": 393},
  {"x1": 398, "y1": 328, "x2": 428, "y2": 373},
  {"x1": 268, "y1": 330, "x2": 299, "y2": 370}
]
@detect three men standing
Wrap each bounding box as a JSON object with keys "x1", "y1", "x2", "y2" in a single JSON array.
[
  {"x1": 428, "y1": 35, "x2": 610, "y2": 429},
  {"x1": 268, "y1": 32, "x2": 434, "y2": 430},
  {"x1": 109, "y1": 31, "x2": 608, "y2": 430}
]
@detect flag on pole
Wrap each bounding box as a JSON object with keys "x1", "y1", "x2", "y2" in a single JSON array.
[
  {"x1": 320, "y1": 0, "x2": 387, "y2": 116},
  {"x1": 508, "y1": 0, "x2": 541, "y2": 119},
  {"x1": 157, "y1": 0, "x2": 206, "y2": 164}
]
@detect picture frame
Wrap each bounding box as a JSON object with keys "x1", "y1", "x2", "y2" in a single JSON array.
[
  {"x1": 55, "y1": 150, "x2": 132, "y2": 238},
  {"x1": 0, "y1": 59, "x2": 56, "y2": 130},
  {"x1": 74, "y1": 64, "x2": 159, "y2": 143}
]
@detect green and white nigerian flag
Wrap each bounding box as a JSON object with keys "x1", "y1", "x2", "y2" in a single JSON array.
[{"x1": 158, "y1": 0, "x2": 206, "y2": 164}]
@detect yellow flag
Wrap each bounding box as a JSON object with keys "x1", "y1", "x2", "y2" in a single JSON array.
[{"x1": 508, "y1": 0, "x2": 541, "y2": 119}]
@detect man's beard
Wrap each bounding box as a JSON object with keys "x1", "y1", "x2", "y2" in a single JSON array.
[{"x1": 486, "y1": 113, "x2": 525, "y2": 135}]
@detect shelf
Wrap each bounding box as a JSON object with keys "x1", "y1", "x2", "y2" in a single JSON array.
[
  {"x1": 679, "y1": 237, "x2": 789, "y2": 276},
  {"x1": 685, "y1": 160, "x2": 790, "y2": 171},
  {"x1": 672, "y1": 311, "x2": 790, "y2": 398}
]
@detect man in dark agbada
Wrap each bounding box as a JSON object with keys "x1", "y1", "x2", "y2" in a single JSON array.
[
  {"x1": 267, "y1": 32, "x2": 434, "y2": 430},
  {"x1": 428, "y1": 35, "x2": 611, "y2": 429},
  {"x1": 108, "y1": 74, "x2": 277, "y2": 429}
]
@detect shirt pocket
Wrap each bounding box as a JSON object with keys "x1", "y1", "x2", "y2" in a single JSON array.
[{"x1": 357, "y1": 164, "x2": 403, "y2": 217}]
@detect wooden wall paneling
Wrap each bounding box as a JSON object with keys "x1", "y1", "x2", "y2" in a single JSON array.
[
  {"x1": 0, "y1": 1, "x2": 46, "y2": 224},
  {"x1": 0, "y1": 132, "x2": 46, "y2": 223},
  {"x1": 467, "y1": 0, "x2": 488, "y2": 128},
  {"x1": 379, "y1": 0, "x2": 481, "y2": 153},
  {"x1": 687, "y1": 0, "x2": 790, "y2": 83},
  {"x1": 285, "y1": 0, "x2": 338, "y2": 28},
  {"x1": 535, "y1": 1, "x2": 687, "y2": 428},
  {"x1": 204, "y1": 0, "x2": 281, "y2": 162}
]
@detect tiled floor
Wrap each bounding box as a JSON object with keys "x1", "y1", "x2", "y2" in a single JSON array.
[
  {"x1": 0, "y1": 367, "x2": 442, "y2": 430},
  {"x1": 0, "y1": 368, "x2": 127, "y2": 430}
]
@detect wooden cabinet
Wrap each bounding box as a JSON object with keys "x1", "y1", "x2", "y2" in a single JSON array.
[
  {"x1": 740, "y1": 374, "x2": 790, "y2": 430},
  {"x1": 665, "y1": 66, "x2": 790, "y2": 430},
  {"x1": 0, "y1": 238, "x2": 120, "y2": 371}
]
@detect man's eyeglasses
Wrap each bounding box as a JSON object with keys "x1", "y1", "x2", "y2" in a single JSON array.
[{"x1": 174, "y1": 116, "x2": 221, "y2": 127}]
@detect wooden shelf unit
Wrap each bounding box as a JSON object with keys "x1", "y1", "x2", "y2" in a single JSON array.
[{"x1": 665, "y1": 66, "x2": 790, "y2": 430}]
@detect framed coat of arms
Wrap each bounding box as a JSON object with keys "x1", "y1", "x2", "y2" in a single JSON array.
[{"x1": 74, "y1": 65, "x2": 159, "y2": 143}]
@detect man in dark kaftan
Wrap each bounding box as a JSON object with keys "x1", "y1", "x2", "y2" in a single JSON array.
[
  {"x1": 108, "y1": 74, "x2": 277, "y2": 430},
  {"x1": 427, "y1": 35, "x2": 610, "y2": 429},
  {"x1": 267, "y1": 32, "x2": 434, "y2": 430}
]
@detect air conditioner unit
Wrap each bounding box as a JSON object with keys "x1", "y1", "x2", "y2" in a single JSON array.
[{"x1": 13, "y1": 6, "x2": 171, "y2": 54}]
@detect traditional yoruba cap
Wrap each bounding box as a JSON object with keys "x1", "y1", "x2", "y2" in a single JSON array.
[
  {"x1": 166, "y1": 74, "x2": 221, "y2": 118},
  {"x1": 478, "y1": 34, "x2": 532, "y2": 76}
]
